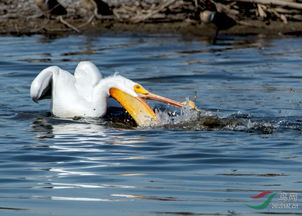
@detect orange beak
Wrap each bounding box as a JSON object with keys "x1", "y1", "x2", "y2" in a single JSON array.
[
  {"x1": 109, "y1": 87, "x2": 183, "y2": 126},
  {"x1": 144, "y1": 92, "x2": 183, "y2": 108},
  {"x1": 109, "y1": 88, "x2": 156, "y2": 126}
]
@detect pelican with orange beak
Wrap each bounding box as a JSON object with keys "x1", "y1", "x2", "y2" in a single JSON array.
[{"x1": 30, "y1": 61, "x2": 183, "y2": 126}]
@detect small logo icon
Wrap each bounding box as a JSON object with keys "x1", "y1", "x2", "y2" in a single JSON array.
[{"x1": 247, "y1": 191, "x2": 277, "y2": 210}]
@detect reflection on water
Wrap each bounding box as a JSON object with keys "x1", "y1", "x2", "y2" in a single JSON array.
[{"x1": 0, "y1": 34, "x2": 302, "y2": 216}]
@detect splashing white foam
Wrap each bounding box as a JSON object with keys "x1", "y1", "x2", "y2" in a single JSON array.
[{"x1": 154, "y1": 104, "x2": 210, "y2": 127}]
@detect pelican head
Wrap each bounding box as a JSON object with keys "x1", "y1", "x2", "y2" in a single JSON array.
[{"x1": 101, "y1": 75, "x2": 183, "y2": 126}]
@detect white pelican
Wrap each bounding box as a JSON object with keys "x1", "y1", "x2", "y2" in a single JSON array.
[{"x1": 30, "y1": 61, "x2": 183, "y2": 126}]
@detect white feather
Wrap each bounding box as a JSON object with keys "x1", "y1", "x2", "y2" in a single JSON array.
[{"x1": 30, "y1": 61, "x2": 138, "y2": 118}]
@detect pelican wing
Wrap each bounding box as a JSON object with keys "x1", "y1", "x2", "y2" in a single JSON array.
[
  {"x1": 30, "y1": 63, "x2": 105, "y2": 118},
  {"x1": 74, "y1": 61, "x2": 103, "y2": 102},
  {"x1": 30, "y1": 66, "x2": 60, "y2": 102}
]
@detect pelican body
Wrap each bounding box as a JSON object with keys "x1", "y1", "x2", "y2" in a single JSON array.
[{"x1": 30, "y1": 61, "x2": 183, "y2": 126}]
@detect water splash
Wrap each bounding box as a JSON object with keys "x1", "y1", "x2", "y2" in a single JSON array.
[
  {"x1": 151, "y1": 105, "x2": 301, "y2": 133},
  {"x1": 154, "y1": 104, "x2": 204, "y2": 127},
  {"x1": 25, "y1": 105, "x2": 302, "y2": 133}
]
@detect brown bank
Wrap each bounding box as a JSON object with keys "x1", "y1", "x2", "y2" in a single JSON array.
[{"x1": 1, "y1": 0, "x2": 302, "y2": 36}]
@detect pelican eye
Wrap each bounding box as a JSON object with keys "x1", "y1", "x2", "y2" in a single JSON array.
[{"x1": 134, "y1": 84, "x2": 148, "y2": 95}]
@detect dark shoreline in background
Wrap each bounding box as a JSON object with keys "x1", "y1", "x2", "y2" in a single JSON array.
[
  {"x1": 1, "y1": 0, "x2": 302, "y2": 36},
  {"x1": 2, "y1": 19, "x2": 302, "y2": 37}
]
